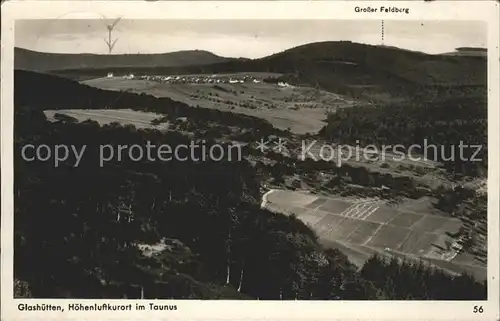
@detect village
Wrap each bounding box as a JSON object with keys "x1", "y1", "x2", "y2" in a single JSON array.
[{"x1": 106, "y1": 72, "x2": 293, "y2": 87}]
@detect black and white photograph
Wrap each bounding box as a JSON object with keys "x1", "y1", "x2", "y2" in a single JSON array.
[{"x1": 1, "y1": 1, "x2": 499, "y2": 319}]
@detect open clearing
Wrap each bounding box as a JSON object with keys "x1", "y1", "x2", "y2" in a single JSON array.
[
  {"x1": 44, "y1": 109, "x2": 168, "y2": 130},
  {"x1": 262, "y1": 189, "x2": 486, "y2": 280},
  {"x1": 82, "y1": 73, "x2": 361, "y2": 134}
]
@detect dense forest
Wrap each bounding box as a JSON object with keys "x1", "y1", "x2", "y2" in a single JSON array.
[
  {"x1": 319, "y1": 94, "x2": 487, "y2": 177},
  {"x1": 14, "y1": 106, "x2": 486, "y2": 300}
]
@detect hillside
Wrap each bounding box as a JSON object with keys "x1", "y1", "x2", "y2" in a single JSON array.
[
  {"x1": 14, "y1": 47, "x2": 234, "y2": 72},
  {"x1": 14, "y1": 69, "x2": 276, "y2": 132},
  {"x1": 45, "y1": 41, "x2": 486, "y2": 101},
  {"x1": 260, "y1": 41, "x2": 486, "y2": 86}
]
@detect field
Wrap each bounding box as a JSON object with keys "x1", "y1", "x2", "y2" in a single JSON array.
[
  {"x1": 44, "y1": 109, "x2": 168, "y2": 130},
  {"x1": 262, "y1": 189, "x2": 487, "y2": 280},
  {"x1": 81, "y1": 73, "x2": 361, "y2": 134}
]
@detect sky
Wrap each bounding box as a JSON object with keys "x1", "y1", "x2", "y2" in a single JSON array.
[{"x1": 15, "y1": 19, "x2": 487, "y2": 58}]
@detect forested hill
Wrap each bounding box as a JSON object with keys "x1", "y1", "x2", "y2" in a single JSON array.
[
  {"x1": 47, "y1": 41, "x2": 487, "y2": 100},
  {"x1": 15, "y1": 47, "x2": 235, "y2": 72},
  {"x1": 259, "y1": 41, "x2": 486, "y2": 86}
]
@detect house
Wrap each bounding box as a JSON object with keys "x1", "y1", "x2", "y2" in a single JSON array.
[{"x1": 278, "y1": 81, "x2": 291, "y2": 87}]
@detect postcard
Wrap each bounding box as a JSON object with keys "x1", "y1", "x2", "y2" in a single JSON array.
[{"x1": 1, "y1": 1, "x2": 499, "y2": 320}]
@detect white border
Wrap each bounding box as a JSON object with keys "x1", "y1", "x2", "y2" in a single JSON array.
[{"x1": 1, "y1": 1, "x2": 499, "y2": 320}]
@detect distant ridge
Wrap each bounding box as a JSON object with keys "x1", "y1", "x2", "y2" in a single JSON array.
[{"x1": 14, "y1": 47, "x2": 234, "y2": 72}]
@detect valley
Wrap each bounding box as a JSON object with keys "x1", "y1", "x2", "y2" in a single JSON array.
[{"x1": 13, "y1": 40, "x2": 488, "y2": 300}]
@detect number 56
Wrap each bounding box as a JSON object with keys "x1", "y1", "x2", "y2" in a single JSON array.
[{"x1": 473, "y1": 306, "x2": 484, "y2": 313}]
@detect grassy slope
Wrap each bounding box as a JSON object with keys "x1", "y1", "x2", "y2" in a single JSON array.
[{"x1": 81, "y1": 76, "x2": 360, "y2": 134}]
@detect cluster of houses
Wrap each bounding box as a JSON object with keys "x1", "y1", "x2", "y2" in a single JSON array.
[
  {"x1": 105, "y1": 72, "x2": 292, "y2": 87},
  {"x1": 139, "y1": 74, "x2": 264, "y2": 85},
  {"x1": 107, "y1": 72, "x2": 262, "y2": 84}
]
